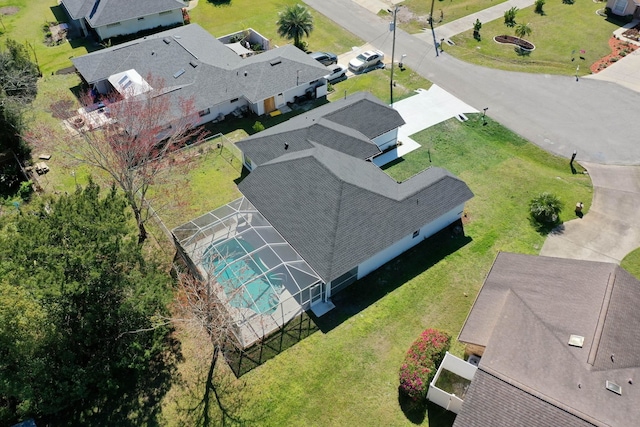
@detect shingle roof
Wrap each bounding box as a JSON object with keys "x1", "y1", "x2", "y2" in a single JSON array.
[
  {"x1": 71, "y1": 24, "x2": 329, "y2": 119},
  {"x1": 236, "y1": 92, "x2": 404, "y2": 166},
  {"x1": 238, "y1": 143, "x2": 473, "y2": 283},
  {"x1": 62, "y1": 0, "x2": 185, "y2": 26},
  {"x1": 456, "y1": 252, "x2": 640, "y2": 427}
]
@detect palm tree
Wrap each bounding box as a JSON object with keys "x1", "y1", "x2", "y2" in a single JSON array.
[
  {"x1": 515, "y1": 22, "x2": 532, "y2": 39},
  {"x1": 277, "y1": 4, "x2": 314, "y2": 50}
]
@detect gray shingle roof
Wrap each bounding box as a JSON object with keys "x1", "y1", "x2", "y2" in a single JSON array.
[
  {"x1": 456, "y1": 252, "x2": 640, "y2": 427},
  {"x1": 238, "y1": 143, "x2": 473, "y2": 282},
  {"x1": 62, "y1": 0, "x2": 185, "y2": 26},
  {"x1": 71, "y1": 24, "x2": 329, "y2": 114},
  {"x1": 236, "y1": 92, "x2": 404, "y2": 166}
]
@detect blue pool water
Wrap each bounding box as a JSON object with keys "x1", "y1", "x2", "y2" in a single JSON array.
[{"x1": 204, "y1": 239, "x2": 281, "y2": 315}]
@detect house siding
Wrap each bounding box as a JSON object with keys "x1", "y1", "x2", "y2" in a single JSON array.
[
  {"x1": 356, "y1": 203, "x2": 465, "y2": 280},
  {"x1": 95, "y1": 10, "x2": 183, "y2": 40},
  {"x1": 372, "y1": 128, "x2": 399, "y2": 151}
]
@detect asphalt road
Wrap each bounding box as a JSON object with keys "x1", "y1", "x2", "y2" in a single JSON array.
[{"x1": 305, "y1": 0, "x2": 640, "y2": 165}]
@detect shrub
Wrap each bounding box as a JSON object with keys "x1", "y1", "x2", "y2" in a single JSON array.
[
  {"x1": 473, "y1": 19, "x2": 482, "y2": 40},
  {"x1": 529, "y1": 192, "x2": 563, "y2": 224},
  {"x1": 534, "y1": 0, "x2": 545, "y2": 14},
  {"x1": 504, "y1": 7, "x2": 518, "y2": 28},
  {"x1": 18, "y1": 180, "x2": 33, "y2": 201},
  {"x1": 399, "y1": 329, "x2": 451, "y2": 401},
  {"x1": 252, "y1": 121, "x2": 265, "y2": 132}
]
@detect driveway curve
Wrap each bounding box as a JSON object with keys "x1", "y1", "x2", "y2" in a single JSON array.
[{"x1": 540, "y1": 163, "x2": 640, "y2": 263}]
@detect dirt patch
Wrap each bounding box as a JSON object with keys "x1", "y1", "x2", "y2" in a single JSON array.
[
  {"x1": 0, "y1": 6, "x2": 19, "y2": 15},
  {"x1": 590, "y1": 36, "x2": 639, "y2": 73},
  {"x1": 50, "y1": 100, "x2": 77, "y2": 120},
  {"x1": 395, "y1": 5, "x2": 430, "y2": 28},
  {"x1": 622, "y1": 22, "x2": 640, "y2": 41}
]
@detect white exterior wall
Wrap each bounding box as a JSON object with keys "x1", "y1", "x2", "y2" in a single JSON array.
[
  {"x1": 372, "y1": 128, "x2": 399, "y2": 151},
  {"x1": 427, "y1": 352, "x2": 478, "y2": 415},
  {"x1": 253, "y1": 80, "x2": 328, "y2": 116},
  {"x1": 95, "y1": 10, "x2": 183, "y2": 40},
  {"x1": 607, "y1": 0, "x2": 634, "y2": 15},
  {"x1": 356, "y1": 203, "x2": 465, "y2": 279},
  {"x1": 196, "y1": 98, "x2": 249, "y2": 126}
]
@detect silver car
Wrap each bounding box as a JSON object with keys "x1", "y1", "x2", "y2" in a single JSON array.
[{"x1": 348, "y1": 50, "x2": 384, "y2": 73}]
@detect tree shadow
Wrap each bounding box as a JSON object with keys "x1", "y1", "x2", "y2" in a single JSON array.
[
  {"x1": 313, "y1": 222, "x2": 472, "y2": 333},
  {"x1": 397, "y1": 390, "x2": 457, "y2": 426},
  {"x1": 530, "y1": 216, "x2": 564, "y2": 236}
]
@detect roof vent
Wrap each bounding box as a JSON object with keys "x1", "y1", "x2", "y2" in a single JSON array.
[
  {"x1": 173, "y1": 68, "x2": 185, "y2": 79},
  {"x1": 568, "y1": 335, "x2": 584, "y2": 347},
  {"x1": 270, "y1": 60, "x2": 282, "y2": 66},
  {"x1": 163, "y1": 38, "x2": 171, "y2": 44},
  {"x1": 189, "y1": 61, "x2": 198, "y2": 68},
  {"x1": 606, "y1": 380, "x2": 622, "y2": 395}
]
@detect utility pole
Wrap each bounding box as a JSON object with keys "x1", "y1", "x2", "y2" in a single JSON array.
[
  {"x1": 429, "y1": 0, "x2": 439, "y2": 57},
  {"x1": 390, "y1": 6, "x2": 398, "y2": 107}
]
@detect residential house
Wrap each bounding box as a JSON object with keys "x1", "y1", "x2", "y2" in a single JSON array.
[
  {"x1": 606, "y1": 0, "x2": 640, "y2": 18},
  {"x1": 454, "y1": 252, "x2": 640, "y2": 427},
  {"x1": 71, "y1": 24, "x2": 330, "y2": 126},
  {"x1": 61, "y1": 0, "x2": 186, "y2": 41},
  {"x1": 172, "y1": 93, "x2": 474, "y2": 347}
]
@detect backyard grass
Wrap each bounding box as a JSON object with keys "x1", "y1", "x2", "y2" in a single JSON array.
[
  {"x1": 161, "y1": 112, "x2": 592, "y2": 427},
  {"x1": 448, "y1": 0, "x2": 625, "y2": 75},
  {"x1": 189, "y1": 0, "x2": 362, "y2": 55},
  {"x1": 380, "y1": 0, "x2": 508, "y2": 34}
]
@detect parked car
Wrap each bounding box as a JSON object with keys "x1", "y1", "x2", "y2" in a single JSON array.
[
  {"x1": 324, "y1": 64, "x2": 347, "y2": 82},
  {"x1": 348, "y1": 50, "x2": 384, "y2": 73},
  {"x1": 308, "y1": 51, "x2": 338, "y2": 66}
]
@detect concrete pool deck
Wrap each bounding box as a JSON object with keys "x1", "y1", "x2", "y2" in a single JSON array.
[{"x1": 373, "y1": 85, "x2": 478, "y2": 166}]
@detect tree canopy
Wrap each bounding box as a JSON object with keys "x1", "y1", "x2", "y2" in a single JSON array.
[
  {"x1": 277, "y1": 4, "x2": 314, "y2": 50},
  {"x1": 0, "y1": 38, "x2": 40, "y2": 196},
  {"x1": 0, "y1": 180, "x2": 178, "y2": 426}
]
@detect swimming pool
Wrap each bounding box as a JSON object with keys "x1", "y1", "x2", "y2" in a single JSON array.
[{"x1": 204, "y1": 238, "x2": 282, "y2": 315}]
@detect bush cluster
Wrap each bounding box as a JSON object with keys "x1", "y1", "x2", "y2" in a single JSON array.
[{"x1": 399, "y1": 329, "x2": 451, "y2": 401}]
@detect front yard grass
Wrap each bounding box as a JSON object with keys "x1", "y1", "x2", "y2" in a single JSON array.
[
  {"x1": 381, "y1": 0, "x2": 508, "y2": 34},
  {"x1": 448, "y1": 0, "x2": 623, "y2": 75},
  {"x1": 621, "y1": 247, "x2": 640, "y2": 280},
  {"x1": 161, "y1": 113, "x2": 592, "y2": 426}
]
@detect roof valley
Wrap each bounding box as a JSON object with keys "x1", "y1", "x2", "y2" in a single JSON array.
[{"x1": 587, "y1": 271, "x2": 616, "y2": 366}]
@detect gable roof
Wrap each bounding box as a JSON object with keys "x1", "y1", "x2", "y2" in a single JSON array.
[
  {"x1": 63, "y1": 0, "x2": 185, "y2": 25},
  {"x1": 236, "y1": 92, "x2": 404, "y2": 166},
  {"x1": 238, "y1": 143, "x2": 473, "y2": 283},
  {"x1": 455, "y1": 252, "x2": 640, "y2": 427},
  {"x1": 71, "y1": 24, "x2": 329, "y2": 114}
]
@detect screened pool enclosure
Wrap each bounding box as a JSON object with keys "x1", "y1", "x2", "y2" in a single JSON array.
[{"x1": 172, "y1": 197, "x2": 322, "y2": 348}]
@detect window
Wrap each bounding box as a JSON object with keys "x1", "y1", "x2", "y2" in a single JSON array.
[
  {"x1": 198, "y1": 108, "x2": 210, "y2": 117},
  {"x1": 107, "y1": 22, "x2": 121, "y2": 28},
  {"x1": 412, "y1": 230, "x2": 420, "y2": 238}
]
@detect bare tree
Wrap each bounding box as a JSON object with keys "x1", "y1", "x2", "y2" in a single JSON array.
[{"x1": 64, "y1": 74, "x2": 205, "y2": 243}]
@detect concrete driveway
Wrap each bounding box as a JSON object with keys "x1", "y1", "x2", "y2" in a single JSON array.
[{"x1": 541, "y1": 163, "x2": 640, "y2": 263}]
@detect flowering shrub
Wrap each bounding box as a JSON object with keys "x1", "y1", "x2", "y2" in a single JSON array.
[{"x1": 399, "y1": 329, "x2": 451, "y2": 401}]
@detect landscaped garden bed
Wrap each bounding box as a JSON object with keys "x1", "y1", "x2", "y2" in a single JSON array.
[
  {"x1": 494, "y1": 35, "x2": 535, "y2": 51},
  {"x1": 590, "y1": 36, "x2": 639, "y2": 73}
]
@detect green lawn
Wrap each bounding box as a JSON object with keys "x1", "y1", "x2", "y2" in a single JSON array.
[
  {"x1": 448, "y1": 0, "x2": 624, "y2": 75},
  {"x1": 161, "y1": 113, "x2": 592, "y2": 427},
  {"x1": 381, "y1": 0, "x2": 508, "y2": 34},
  {"x1": 329, "y1": 67, "x2": 432, "y2": 104},
  {"x1": 621, "y1": 247, "x2": 640, "y2": 280},
  {"x1": 189, "y1": 0, "x2": 362, "y2": 55}
]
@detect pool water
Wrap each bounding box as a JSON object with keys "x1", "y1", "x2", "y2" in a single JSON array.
[{"x1": 204, "y1": 239, "x2": 282, "y2": 315}]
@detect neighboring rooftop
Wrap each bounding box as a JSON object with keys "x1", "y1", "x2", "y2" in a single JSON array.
[
  {"x1": 238, "y1": 142, "x2": 473, "y2": 283},
  {"x1": 455, "y1": 252, "x2": 640, "y2": 427},
  {"x1": 71, "y1": 24, "x2": 329, "y2": 115},
  {"x1": 62, "y1": 0, "x2": 185, "y2": 25}
]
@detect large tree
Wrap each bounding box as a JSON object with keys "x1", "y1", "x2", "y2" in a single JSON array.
[
  {"x1": 61, "y1": 75, "x2": 204, "y2": 243},
  {"x1": 0, "y1": 38, "x2": 39, "y2": 196},
  {"x1": 277, "y1": 4, "x2": 314, "y2": 50},
  {"x1": 0, "y1": 180, "x2": 178, "y2": 426}
]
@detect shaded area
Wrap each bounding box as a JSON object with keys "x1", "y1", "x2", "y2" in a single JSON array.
[
  {"x1": 398, "y1": 391, "x2": 457, "y2": 426},
  {"x1": 224, "y1": 311, "x2": 318, "y2": 377},
  {"x1": 314, "y1": 221, "x2": 471, "y2": 333}
]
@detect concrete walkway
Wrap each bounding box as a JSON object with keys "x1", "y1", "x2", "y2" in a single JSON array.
[{"x1": 541, "y1": 163, "x2": 640, "y2": 263}]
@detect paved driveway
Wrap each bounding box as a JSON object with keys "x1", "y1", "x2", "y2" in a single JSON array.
[{"x1": 541, "y1": 163, "x2": 640, "y2": 263}]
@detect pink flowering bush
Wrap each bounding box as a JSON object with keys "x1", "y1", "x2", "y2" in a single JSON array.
[{"x1": 399, "y1": 328, "x2": 451, "y2": 401}]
